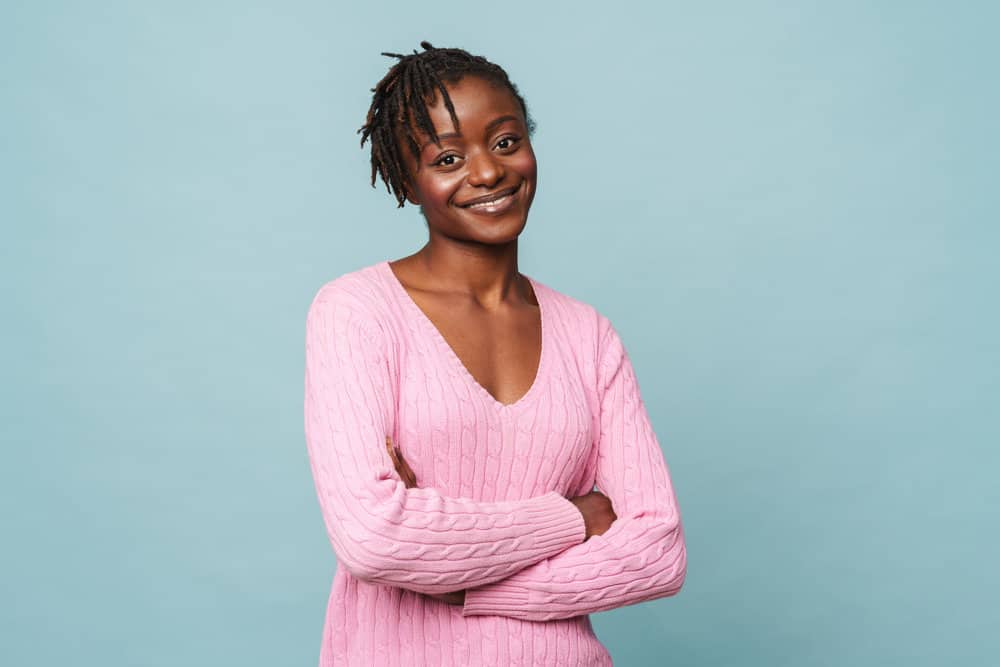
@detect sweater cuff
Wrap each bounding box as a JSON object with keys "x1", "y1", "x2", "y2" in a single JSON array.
[
  {"x1": 462, "y1": 577, "x2": 532, "y2": 617},
  {"x1": 462, "y1": 492, "x2": 585, "y2": 617},
  {"x1": 522, "y1": 491, "x2": 586, "y2": 553}
]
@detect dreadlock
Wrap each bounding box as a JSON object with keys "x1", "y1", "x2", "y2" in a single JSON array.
[{"x1": 358, "y1": 41, "x2": 535, "y2": 208}]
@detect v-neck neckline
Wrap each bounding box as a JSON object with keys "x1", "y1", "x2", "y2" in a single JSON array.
[{"x1": 378, "y1": 259, "x2": 549, "y2": 412}]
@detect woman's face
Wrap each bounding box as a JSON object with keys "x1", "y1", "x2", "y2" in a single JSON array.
[{"x1": 400, "y1": 75, "x2": 537, "y2": 245}]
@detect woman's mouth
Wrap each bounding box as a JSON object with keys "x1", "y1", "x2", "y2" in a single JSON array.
[{"x1": 457, "y1": 184, "x2": 521, "y2": 215}]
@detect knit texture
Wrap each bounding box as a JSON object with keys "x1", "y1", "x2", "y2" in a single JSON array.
[{"x1": 304, "y1": 260, "x2": 686, "y2": 666}]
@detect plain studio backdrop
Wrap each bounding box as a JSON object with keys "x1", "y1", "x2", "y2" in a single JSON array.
[{"x1": 2, "y1": 2, "x2": 997, "y2": 665}]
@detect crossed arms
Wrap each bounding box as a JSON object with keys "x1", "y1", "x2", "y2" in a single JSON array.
[{"x1": 303, "y1": 289, "x2": 686, "y2": 621}]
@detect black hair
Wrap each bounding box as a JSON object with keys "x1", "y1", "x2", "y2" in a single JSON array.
[{"x1": 358, "y1": 41, "x2": 535, "y2": 208}]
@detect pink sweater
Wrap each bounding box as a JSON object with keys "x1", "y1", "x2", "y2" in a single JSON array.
[{"x1": 303, "y1": 260, "x2": 686, "y2": 666}]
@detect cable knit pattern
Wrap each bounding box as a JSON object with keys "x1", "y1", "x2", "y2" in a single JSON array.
[{"x1": 304, "y1": 260, "x2": 686, "y2": 666}]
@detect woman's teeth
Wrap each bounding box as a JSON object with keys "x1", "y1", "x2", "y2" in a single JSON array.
[
  {"x1": 468, "y1": 194, "x2": 509, "y2": 209},
  {"x1": 463, "y1": 187, "x2": 518, "y2": 213}
]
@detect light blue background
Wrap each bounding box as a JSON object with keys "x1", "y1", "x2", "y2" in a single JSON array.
[{"x1": 2, "y1": 2, "x2": 997, "y2": 665}]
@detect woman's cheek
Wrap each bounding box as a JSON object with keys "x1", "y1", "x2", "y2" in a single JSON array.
[
  {"x1": 513, "y1": 147, "x2": 538, "y2": 180},
  {"x1": 428, "y1": 172, "x2": 465, "y2": 205}
]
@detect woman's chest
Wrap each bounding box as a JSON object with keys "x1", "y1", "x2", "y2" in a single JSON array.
[{"x1": 390, "y1": 341, "x2": 599, "y2": 502}]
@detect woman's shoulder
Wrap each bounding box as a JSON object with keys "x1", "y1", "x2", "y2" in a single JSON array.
[
  {"x1": 306, "y1": 260, "x2": 394, "y2": 334},
  {"x1": 533, "y1": 278, "x2": 635, "y2": 393},
  {"x1": 533, "y1": 272, "x2": 614, "y2": 321},
  {"x1": 529, "y1": 273, "x2": 615, "y2": 353}
]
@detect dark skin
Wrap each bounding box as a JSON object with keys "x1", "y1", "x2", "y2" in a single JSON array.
[{"x1": 382, "y1": 75, "x2": 617, "y2": 606}]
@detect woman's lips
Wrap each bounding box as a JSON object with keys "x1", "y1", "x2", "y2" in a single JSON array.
[{"x1": 457, "y1": 184, "x2": 521, "y2": 214}]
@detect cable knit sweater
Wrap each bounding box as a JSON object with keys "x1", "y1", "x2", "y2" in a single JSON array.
[{"x1": 303, "y1": 260, "x2": 686, "y2": 666}]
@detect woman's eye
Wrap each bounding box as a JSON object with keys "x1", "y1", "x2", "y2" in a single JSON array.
[
  {"x1": 433, "y1": 154, "x2": 459, "y2": 167},
  {"x1": 496, "y1": 136, "x2": 519, "y2": 151}
]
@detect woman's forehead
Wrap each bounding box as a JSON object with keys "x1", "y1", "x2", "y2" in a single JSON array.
[{"x1": 421, "y1": 77, "x2": 525, "y2": 135}]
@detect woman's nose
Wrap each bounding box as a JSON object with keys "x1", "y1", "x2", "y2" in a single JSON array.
[{"x1": 466, "y1": 149, "x2": 504, "y2": 187}]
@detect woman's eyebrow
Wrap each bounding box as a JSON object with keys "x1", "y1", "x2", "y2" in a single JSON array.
[
  {"x1": 420, "y1": 132, "x2": 461, "y2": 152},
  {"x1": 419, "y1": 115, "x2": 520, "y2": 152},
  {"x1": 485, "y1": 115, "x2": 519, "y2": 132}
]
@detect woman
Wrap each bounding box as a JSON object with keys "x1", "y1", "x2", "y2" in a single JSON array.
[{"x1": 304, "y1": 42, "x2": 686, "y2": 666}]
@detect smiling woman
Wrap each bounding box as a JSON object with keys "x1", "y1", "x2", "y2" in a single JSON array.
[
  {"x1": 303, "y1": 41, "x2": 686, "y2": 667},
  {"x1": 397, "y1": 74, "x2": 537, "y2": 242}
]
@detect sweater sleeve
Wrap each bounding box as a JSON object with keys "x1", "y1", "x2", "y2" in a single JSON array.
[
  {"x1": 303, "y1": 286, "x2": 586, "y2": 595},
  {"x1": 461, "y1": 315, "x2": 686, "y2": 620}
]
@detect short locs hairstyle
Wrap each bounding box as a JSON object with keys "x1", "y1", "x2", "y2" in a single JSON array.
[{"x1": 358, "y1": 41, "x2": 535, "y2": 208}]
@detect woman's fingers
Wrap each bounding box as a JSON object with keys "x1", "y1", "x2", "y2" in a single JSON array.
[
  {"x1": 427, "y1": 590, "x2": 466, "y2": 605},
  {"x1": 384, "y1": 435, "x2": 402, "y2": 472},
  {"x1": 568, "y1": 490, "x2": 617, "y2": 540},
  {"x1": 385, "y1": 435, "x2": 418, "y2": 488},
  {"x1": 398, "y1": 451, "x2": 417, "y2": 488}
]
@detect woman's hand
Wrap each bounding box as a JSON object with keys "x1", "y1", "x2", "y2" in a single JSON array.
[
  {"x1": 569, "y1": 490, "x2": 618, "y2": 540},
  {"x1": 385, "y1": 435, "x2": 417, "y2": 488},
  {"x1": 427, "y1": 590, "x2": 466, "y2": 605},
  {"x1": 386, "y1": 436, "x2": 466, "y2": 606}
]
